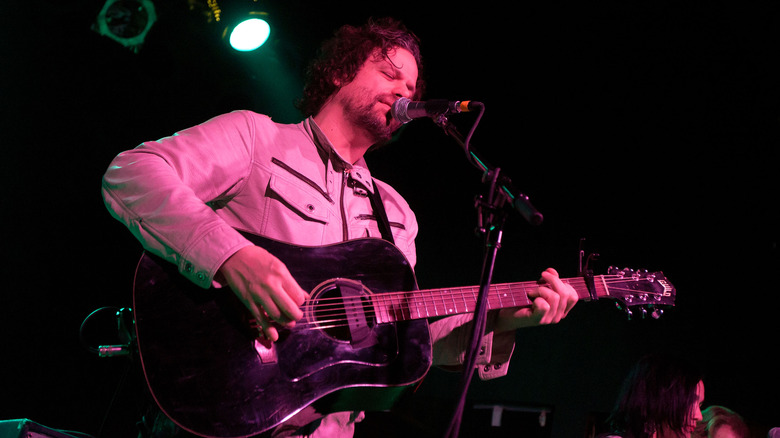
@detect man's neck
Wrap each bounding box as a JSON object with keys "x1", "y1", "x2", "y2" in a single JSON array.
[{"x1": 312, "y1": 107, "x2": 372, "y2": 165}]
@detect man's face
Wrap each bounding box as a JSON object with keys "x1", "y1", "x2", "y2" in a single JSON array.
[{"x1": 333, "y1": 47, "x2": 418, "y2": 143}]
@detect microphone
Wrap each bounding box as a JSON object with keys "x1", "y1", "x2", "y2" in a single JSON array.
[{"x1": 391, "y1": 97, "x2": 480, "y2": 124}]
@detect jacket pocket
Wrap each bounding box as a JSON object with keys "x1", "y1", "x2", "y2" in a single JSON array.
[{"x1": 267, "y1": 173, "x2": 331, "y2": 223}]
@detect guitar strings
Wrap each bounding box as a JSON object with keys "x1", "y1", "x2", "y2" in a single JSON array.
[
  {"x1": 291, "y1": 277, "x2": 668, "y2": 331},
  {"x1": 281, "y1": 276, "x2": 669, "y2": 332}
]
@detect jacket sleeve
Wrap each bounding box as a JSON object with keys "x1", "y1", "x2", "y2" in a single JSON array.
[
  {"x1": 429, "y1": 312, "x2": 516, "y2": 380},
  {"x1": 101, "y1": 111, "x2": 260, "y2": 288}
]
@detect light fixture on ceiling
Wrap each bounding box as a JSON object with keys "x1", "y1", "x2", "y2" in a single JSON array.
[
  {"x1": 227, "y1": 12, "x2": 271, "y2": 51},
  {"x1": 93, "y1": 0, "x2": 157, "y2": 53},
  {"x1": 207, "y1": 0, "x2": 271, "y2": 52}
]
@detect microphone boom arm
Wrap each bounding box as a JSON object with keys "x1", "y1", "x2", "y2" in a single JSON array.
[{"x1": 433, "y1": 110, "x2": 543, "y2": 226}]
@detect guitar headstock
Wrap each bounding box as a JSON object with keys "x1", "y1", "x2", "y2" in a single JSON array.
[{"x1": 593, "y1": 266, "x2": 676, "y2": 319}]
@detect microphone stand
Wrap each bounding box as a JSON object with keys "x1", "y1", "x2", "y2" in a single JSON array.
[
  {"x1": 435, "y1": 106, "x2": 542, "y2": 438},
  {"x1": 435, "y1": 106, "x2": 543, "y2": 227}
]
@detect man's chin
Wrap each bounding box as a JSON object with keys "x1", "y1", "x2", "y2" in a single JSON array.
[{"x1": 364, "y1": 115, "x2": 395, "y2": 141}]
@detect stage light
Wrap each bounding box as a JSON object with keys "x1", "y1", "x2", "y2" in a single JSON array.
[
  {"x1": 206, "y1": 1, "x2": 271, "y2": 52},
  {"x1": 93, "y1": 0, "x2": 157, "y2": 53},
  {"x1": 228, "y1": 14, "x2": 271, "y2": 51}
]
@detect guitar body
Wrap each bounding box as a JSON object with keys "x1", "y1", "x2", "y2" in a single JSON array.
[{"x1": 133, "y1": 233, "x2": 431, "y2": 438}]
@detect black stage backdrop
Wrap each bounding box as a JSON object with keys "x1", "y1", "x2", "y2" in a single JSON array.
[{"x1": 2, "y1": 1, "x2": 778, "y2": 437}]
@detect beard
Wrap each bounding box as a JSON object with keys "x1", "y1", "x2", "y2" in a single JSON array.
[{"x1": 341, "y1": 88, "x2": 400, "y2": 144}]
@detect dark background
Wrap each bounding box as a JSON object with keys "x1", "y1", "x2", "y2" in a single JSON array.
[{"x1": 2, "y1": 1, "x2": 778, "y2": 437}]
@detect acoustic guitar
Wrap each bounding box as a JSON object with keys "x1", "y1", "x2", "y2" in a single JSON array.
[{"x1": 132, "y1": 231, "x2": 675, "y2": 437}]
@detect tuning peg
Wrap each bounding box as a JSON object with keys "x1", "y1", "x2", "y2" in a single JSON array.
[
  {"x1": 610, "y1": 267, "x2": 627, "y2": 278},
  {"x1": 617, "y1": 268, "x2": 636, "y2": 279}
]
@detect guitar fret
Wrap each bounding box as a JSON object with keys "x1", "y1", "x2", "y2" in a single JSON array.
[
  {"x1": 385, "y1": 293, "x2": 395, "y2": 322},
  {"x1": 374, "y1": 293, "x2": 389, "y2": 324},
  {"x1": 430, "y1": 291, "x2": 439, "y2": 317},
  {"x1": 501, "y1": 284, "x2": 510, "y2": 308},
  {"x1": 439, "y1": 289, "x2": 450, "y2": 315},
  {"x1": 403, "y1": 293, "x2": 412, "y2": 320},
  {"x1": 396, "y1": 293, "x2": 411, "y2": 321},
  {"x1": 380, "y1": 292, "x2": 400, "y2": 323},
  {"x1": 412, "y1": 294, "x2": 426, "y2": 320}
]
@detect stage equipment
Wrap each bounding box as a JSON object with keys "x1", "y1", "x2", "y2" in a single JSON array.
[
  {"x1": 207, "y1": 0, "x2": 271, "y2": 51},
  {"x1": 93, "y1": 0, "x2": 157, "y2": 53},
  {"x1": 0, "y1": 419, "x2": 80, "y2": 438}
]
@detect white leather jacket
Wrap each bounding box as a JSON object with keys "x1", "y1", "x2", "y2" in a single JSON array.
[{"x1": 101, "y1": 111, "x2": 514, "y2": 385}]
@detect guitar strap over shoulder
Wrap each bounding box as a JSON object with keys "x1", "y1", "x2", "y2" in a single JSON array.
[{"x1": 369, "y1": 180, "x2": 395, "y2": 245}]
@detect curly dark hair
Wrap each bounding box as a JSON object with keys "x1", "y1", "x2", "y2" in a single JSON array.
[{"x1": 296, "y1": 17, "x2": 425, "y2": 117}]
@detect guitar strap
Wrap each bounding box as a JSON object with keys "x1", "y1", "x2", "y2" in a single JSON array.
[{"x1": 369, "y1": 180, "x2": 395, "y2": 245}]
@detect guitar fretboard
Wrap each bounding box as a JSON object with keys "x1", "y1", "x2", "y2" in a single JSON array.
[{"x1": 372, "y1": 278, "x2": 598, "y2": 324}]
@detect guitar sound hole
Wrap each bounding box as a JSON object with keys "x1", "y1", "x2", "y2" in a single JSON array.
[{"x1": 310, "y1": 282, "x2": 376, "y2": 345}]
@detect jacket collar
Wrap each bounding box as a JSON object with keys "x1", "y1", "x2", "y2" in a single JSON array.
[{"x1": 304, "y1": 117, "x2": 374, "y2": 194}]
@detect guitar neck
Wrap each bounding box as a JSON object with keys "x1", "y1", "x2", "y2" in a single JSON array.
[{"x1": 372, "y1": 277, "x2": 597, "y2": 323}]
